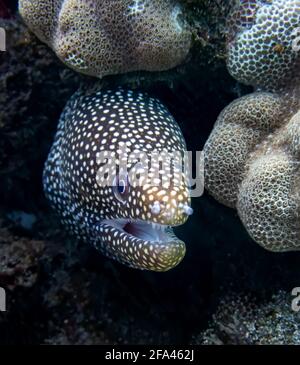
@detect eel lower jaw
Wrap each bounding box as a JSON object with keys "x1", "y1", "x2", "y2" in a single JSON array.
[{"x1": 97, "y1": 218, "x2": 186, "y2": 272}]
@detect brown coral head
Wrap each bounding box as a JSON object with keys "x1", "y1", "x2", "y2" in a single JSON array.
[{"x1": 19, "y1": 0, "x2": 192, "y2": 78}]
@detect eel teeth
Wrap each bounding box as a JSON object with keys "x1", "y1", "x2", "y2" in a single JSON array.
[{"x1": 151, "y1": 222, "x2": 166, "y2": 231}]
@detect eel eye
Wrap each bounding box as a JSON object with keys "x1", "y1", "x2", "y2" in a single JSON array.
[
  {"x1": 117, "y1": 179, "x2": 126, "y2": 195},
  {"x1": 113, "y1": 172, "x2": 130, "y2": 203}
]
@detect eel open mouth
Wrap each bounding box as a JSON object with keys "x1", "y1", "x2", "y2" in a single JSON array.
[{"x1": 96, "y1": 219, "x2": 186, "y2": 272}]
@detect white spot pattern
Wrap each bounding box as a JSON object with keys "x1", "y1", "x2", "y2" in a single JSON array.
[{"x1": 43, "y1": 87, "x2": 191, "y2": 271}]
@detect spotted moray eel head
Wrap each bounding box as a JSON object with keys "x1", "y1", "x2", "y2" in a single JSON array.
[{"x1": 44, "y1": 87, "x2": 193, "y2": 271}]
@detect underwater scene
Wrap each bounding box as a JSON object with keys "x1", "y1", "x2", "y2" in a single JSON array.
[{"x1": 0, "y1": 0, "x2": 300, "y2": 347}]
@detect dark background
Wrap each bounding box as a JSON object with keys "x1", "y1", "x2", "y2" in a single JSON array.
[{"x1": 0, "y1": 0, "x2": 299, "y2": 345}]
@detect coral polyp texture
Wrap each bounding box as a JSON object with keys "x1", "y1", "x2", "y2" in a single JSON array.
[
  {"x1": 227, "y1": 0, "x2": 300, "y2": 91},
  {"x1": 19, "y1": 0, "x2": 191, "y2": 78},
  {"x1": 204, "y1": 90, "x2": 300, "y2": 251}
]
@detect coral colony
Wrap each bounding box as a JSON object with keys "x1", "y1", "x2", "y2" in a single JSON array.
[
  {"x1": 227, "y1": 0, "x2": 300, "y2": 91},
  {"x1": 204, "y1": 91, "x2": 300, "y2": 251},
  {"x1": 205, "y1": 0, "x2": 300, "y2": 252},
  {"x1": 19, "y1": 0, "x2": 191, "y2": 78}
]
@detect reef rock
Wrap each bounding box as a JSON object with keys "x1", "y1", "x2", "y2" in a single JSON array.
[{"x1": 195, "y1": 291, "x2": 300, "y2": 345}]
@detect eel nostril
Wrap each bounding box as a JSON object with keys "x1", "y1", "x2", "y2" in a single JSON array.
[
  {"x1": 183, "y1": 204, "x2": 193, "y2": 216},
  {"x1": 178, "y1": 202, "x2": 193, "y2": 216},
  {"x1": 150, "y1": 201, "x2": 161, "y2": 215}
]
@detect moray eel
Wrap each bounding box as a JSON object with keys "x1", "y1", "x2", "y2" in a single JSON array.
[{"x1": 43, "y1": 87, "x2": 193, "y2": 271}]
